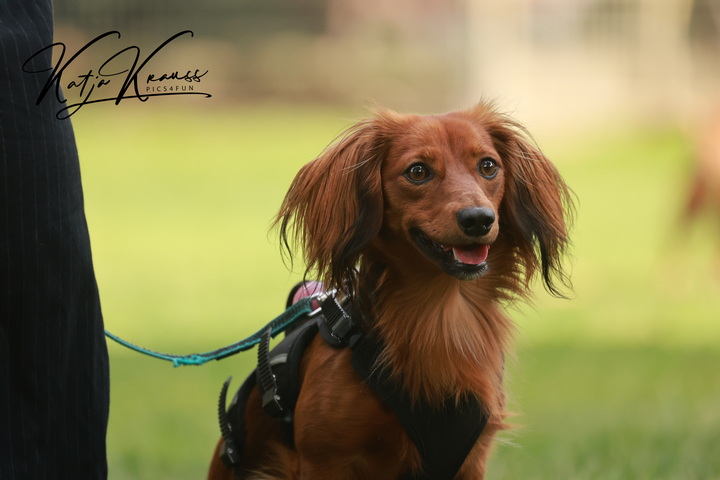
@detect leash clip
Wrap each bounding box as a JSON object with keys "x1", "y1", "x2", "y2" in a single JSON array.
[{"x1": 307, "y1": 289, "x2": 338, "y2": 318}]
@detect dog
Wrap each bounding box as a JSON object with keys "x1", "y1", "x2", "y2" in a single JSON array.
[
  {"x1": 208, "y1": 102, "x2": 572, "y2": 480},
  {"x1": 682, "y1": 105, "x2": 720, "y2": 271}
]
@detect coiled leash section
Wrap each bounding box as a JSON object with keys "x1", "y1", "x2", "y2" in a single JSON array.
[{"x1": 104, "y1": 294, "x2": 320, "y2": 367}]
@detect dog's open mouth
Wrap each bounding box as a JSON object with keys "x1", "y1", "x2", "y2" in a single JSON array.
[{"x1": 410, "y1": 228, "x2": 490, "y2": 280}]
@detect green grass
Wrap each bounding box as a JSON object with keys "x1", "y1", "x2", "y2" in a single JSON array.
[
  {"x1": 72, "y1": 103, "x2": 720, "y2": 479},
  {"x1": 490, "y1": 346, "x2": 720, "y2": 480}
]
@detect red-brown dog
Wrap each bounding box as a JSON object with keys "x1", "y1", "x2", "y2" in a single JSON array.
[
  {"x1": 683, "y1": 106, "x2": 720, "y2": 270},
  {"x1": 208, "y1": 102, "x2": 572, "y2": 479}
]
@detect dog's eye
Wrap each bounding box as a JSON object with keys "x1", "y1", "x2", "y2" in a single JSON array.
[
  {"x1": 478, "y1": 158, "x2": 499, "y2": 179},
  {"x1": 404, "y1": 163, "x2": 432, "y2": 183}
]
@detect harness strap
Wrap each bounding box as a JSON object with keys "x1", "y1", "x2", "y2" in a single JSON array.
[
  {"x1": 217, "y1": 377, "x2": 241, "y2": 468},
  {"x1": 218, "y1": 292, "x2": 490, "y2": 480},
  {"x1": 351, "y1": 335, "x2": 489, "y2": 480},
  {"x1": 257, "y1": 328, "x2": 285, "y2": 417},
  {"x1": 256, "y1": 295, "x2": 357, "y2": 419}
]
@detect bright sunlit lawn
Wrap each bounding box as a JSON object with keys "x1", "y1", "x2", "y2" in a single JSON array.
[{"x1": 73, "y1": 102, "x2": 720, "y2": 480}]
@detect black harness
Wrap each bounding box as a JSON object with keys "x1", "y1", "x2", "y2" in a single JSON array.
[{"x1": 217, "y1": 294, "x2": 489, "y2": 480}]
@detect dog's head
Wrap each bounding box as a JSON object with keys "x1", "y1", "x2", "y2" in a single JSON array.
[{"x1": 277, "y1": 102, "x2": 572, "y2": 299}]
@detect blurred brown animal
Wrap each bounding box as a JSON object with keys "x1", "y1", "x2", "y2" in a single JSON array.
[
  {"x1": 208, "y1": 102, "x2": 573, "y2": 480},
  {"x1": 684, "y1": 108, "x2": 720, "y2": 229},
  {"x1": 681, "y1": 106, "x2": 720, "y2": 274}
]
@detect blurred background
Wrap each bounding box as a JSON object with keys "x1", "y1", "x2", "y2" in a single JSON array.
[{"x1": 52, "y1": 0, "x2": 720, "y2": 478}]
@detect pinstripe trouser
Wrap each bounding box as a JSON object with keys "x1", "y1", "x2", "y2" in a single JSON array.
[{"x1": 0, "y1": 1, "x2": 110, "y2": 479}]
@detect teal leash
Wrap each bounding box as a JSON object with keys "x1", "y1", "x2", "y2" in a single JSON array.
[{"x1": 104, "y1": 295, "x2": 317, "y2": 367}]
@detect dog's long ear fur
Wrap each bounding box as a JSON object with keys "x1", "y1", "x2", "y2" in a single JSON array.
[
  {"x1": 276, "y1": 113, "x2": 398, "y2": 296},
  {"x1": 473, "y1": 105, "x2": 574, "y2": 297}
]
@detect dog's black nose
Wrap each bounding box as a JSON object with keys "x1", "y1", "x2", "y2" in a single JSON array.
[{"x1": 457, "y1": 207, "x2": 495, "y2": 237}]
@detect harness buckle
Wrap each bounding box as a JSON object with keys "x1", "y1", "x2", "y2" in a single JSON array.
[
  {"x1": 320, "y1": 295, "x2": 355, "y2": 345},
  {"x1": 261, "y1": 386, "x2": 284, "y2": 418}
]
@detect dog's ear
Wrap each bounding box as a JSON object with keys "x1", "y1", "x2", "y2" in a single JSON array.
[
  {"x1": 276, "y1": 112, "x2": 400, "y2": 295},
  {"x1": 478, "y1": 106, "x2": 574, "y2": 297}
]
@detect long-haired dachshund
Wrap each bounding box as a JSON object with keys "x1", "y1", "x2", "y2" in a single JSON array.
[{"x1": 208, "y1": 102, "x2": 572, "y2": 479}]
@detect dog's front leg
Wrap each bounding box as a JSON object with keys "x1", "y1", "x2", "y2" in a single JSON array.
[{"x1": 292, "y1": 339, "x2": 418, "y2": 480}]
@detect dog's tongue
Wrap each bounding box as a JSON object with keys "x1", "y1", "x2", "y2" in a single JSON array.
[{"x1": 452, "y1": 244, "x2": 490, "y2": 265}]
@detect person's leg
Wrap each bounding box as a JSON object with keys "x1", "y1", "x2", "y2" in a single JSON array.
[{"x1": 0, "y1": 1, "x2": 110, "y2": 479}]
